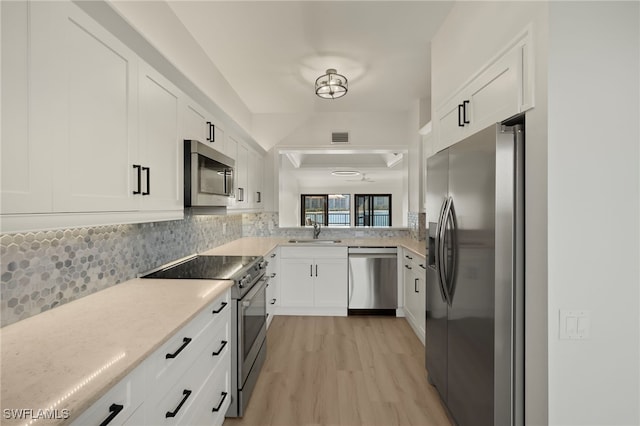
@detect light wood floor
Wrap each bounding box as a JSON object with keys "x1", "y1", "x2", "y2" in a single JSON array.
[{"x1": 224, "y1": 316, "x2": 452, "y2": 426}]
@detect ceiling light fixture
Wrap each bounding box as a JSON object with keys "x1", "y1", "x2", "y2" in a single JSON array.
[
  {"x1": 331, "y1": 170, "x2": 360, "y2": 176},
  {"x1": 315, "y1": 68, "x2": 348, "y2": 99}
]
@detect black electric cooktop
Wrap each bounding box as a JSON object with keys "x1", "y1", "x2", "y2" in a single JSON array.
[{"x1": 142, "y1": 255, "x2": 260, "y2": 280}]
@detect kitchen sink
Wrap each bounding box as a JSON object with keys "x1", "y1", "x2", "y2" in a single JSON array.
[{"x1": 287, "y1": 239, "x2": 342, "y2": 244}]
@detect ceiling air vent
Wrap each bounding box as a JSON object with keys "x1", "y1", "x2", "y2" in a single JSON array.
[{"x1": 331, "y1": 132, "x2": 349, "y2": 144}]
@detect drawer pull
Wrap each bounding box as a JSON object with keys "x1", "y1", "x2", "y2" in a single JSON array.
[
  {"x1": 405, "y1": 265, "x2": 412, "y2": 270},
  {"x1": 212, "y1": 392, "x2": 228, "y2": 412},
  {"x1": 270, "y1": 298, "x2": 276, "y2": 305},
  {"x1": 212, "y1": 301, "x2": 228, "y2": 314},
  {"x1": 166, "y1": 389, "x2": 192, "y2": 418},
  {"x1": 165, "y1": 337, "x2": 192, "y2": 359},
  {"x1": 212, "y1": 340, "x2": 228, "y2": 356},
  {"x1": 270, "y1": 253, "x2": 276, "y2": 258},
  {"x1": 405, "y1": 255, "x2": 413, "y2": 260},
  {"x1": 270, "y1": 273, "x2": 277, "y2": 278},
  {"x1": 99, "y1": 403, "x2": 123, "y2": 426}
]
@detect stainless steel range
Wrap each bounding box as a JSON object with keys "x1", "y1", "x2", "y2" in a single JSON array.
[{"x1": 142, "y1": 254, "x2": 269, "y2": 418}]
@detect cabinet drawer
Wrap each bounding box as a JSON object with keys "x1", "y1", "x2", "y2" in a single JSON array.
[
  {"x1": 280, "y1": 246, "x2": 347, "y2": 259},
  {"x1": 182, "y1": 350, "x2": 231, "y2": 426},
  {"x1": 145, "y1": 331, "x2": 228, "y2": 426},
  {"x1": 70, "y1": 362, "x2": 144, "y2": 426},
  {"x1": 148, "y1": 291, "x2": 229, "y2": 392}
]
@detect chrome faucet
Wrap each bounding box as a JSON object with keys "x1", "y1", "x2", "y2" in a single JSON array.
[{"x1": 313, "y1": 222, "x2": 321, "y2": 239}]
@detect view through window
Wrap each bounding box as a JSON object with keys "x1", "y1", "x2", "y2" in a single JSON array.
[
  {"x1": 301, "y1": 194, "x2": 351, "y2": 226},
  {"x1": 301, "y1": 194, "x2": 391, "y2": 227},
  {"x1": 355, "y1": 194, "x2": 392, "y2": 226}
]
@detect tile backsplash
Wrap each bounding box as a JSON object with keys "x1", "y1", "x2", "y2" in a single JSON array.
[
  {"x1": 408, "y1": 211, "x2": 426, "y2": 240},
  {"x1": 1, "y1": 210, "x2": 421, "y2": 327},
  {"x1": 0, "y1": 213, "x2": 242, "y2": 327}
]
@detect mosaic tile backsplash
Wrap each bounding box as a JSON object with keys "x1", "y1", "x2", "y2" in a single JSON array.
[
  {"x1": 408, "y1": 212, "x2": 426, "y2": 241},
  {"x1": 2, "y1": 211, "x2": 421, "y2": 327},
  {"x1": 0, "y1": 213, "x2": 242, "y2": 327}
]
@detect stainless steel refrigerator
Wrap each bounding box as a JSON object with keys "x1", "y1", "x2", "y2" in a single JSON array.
[{"x1": 425, "y1": 122, "x2": 524, "y2": 426}]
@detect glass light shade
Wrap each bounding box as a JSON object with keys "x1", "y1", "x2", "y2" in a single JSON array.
[{"x1": 315, "y1": 68, "x2": 348, "y2": 99}]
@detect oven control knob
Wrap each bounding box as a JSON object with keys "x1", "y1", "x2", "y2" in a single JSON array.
[
  {"x1": 240, "y1": 274, "x2": 252, "y2": 287},
  {"x1": 258, "y1": 260, "x2": 268, "y2": 269}
]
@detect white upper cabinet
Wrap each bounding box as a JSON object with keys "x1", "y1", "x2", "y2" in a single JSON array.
[
  {"x1": 1, "y1": 1, "x2": 188, "y2": 231},
  {"x1": 248, "y1": 150, "x2": 264, "y2": 209},
  {"x1": 183, "y1": 100, "x2": 209, "y2": 143},
  {"x1": 42, "y1": 1, "x2": 140, "y2": 213},
  {"x1": 138, "y1": 61, "x2": 183, "y2": 211},
  {"x1": 433, "y1": 29, "x2": 533, "y2": 152},
  {"x1": 182, "y1": 98, "x2": 226, "y2": 154},
  {"x1": 1, "y1": 1, "x2": 52, "y2": 214}
]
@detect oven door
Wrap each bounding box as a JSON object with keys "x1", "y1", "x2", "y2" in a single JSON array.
[{"x1": 237, "y1": 275, "x2": 268, "y2": 386}]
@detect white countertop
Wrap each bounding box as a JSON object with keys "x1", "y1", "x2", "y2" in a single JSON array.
[
  {"x1": 0, "y1": 278, "x2": 232, "y2": 425},
  {"x1": 201, "y1": 236, "x2": 426, "y2": 258}
]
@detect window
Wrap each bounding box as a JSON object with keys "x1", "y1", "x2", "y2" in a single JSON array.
[
  {"x1": 301, "y1": 194, "x2": 350, "y2": 226},
  {"x1": 354, "y1": 194, "x2": 392, "y2": 227}
]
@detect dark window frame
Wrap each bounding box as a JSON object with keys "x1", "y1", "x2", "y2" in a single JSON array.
[
  {"x1": 301, "y1": 194, "x2": 329, "y2": 226},
  {"x1": 354, "y1": 194, "x2": 392, "y2": 227}
]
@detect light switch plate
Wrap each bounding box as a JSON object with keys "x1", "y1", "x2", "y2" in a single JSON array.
[{"x1": 559, "y1": 310, "x2": 591, "y2": 340}]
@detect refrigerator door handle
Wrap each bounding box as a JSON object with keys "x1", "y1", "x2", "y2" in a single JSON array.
[
  {"x1": 444, "y1": 198, "x2": 459, "y2": 304},
  {"x1": 436, "y1": 198, "x2": 452, "y2": 305}
]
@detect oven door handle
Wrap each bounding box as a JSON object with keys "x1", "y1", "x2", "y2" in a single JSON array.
[{"x1": 241, "y1": 276, "x2": 270, "y2": 304}]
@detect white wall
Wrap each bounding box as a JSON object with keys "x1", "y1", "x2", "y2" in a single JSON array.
[
  {"x1": 547, "y1": 2, "x2": 639, "y2": 424},
  {"x1": 432, "y1": 3, "x2": 549, "y2": 424},
  {"x1": 106, "y1": 1, "x2": 254, "y2": 141},
  {"x1": 407, "y1": 100, "x2": 422, "y2": 213},
  {"x1": 274, "y1": 111, "x2": 410, "y2": 148},
  {"x1": 278, "y1": 155, "x2": 301, "y2": 227}
]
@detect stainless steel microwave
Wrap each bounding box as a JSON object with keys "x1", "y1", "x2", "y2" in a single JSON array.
[{"x1": 184, "y1": 140, "x2": 235, "y2": 208}]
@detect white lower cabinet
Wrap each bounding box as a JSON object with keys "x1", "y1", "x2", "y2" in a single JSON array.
[
  {"x1": 70, "y1": 364, "x2": 145, "y2": 426},
  {"x1": 73, "y1": 290, "x2": 230, "y2": 426},
  {"x1": 279, "y1": 247, "x2": 348, "y2": 316},
  {"x1": 402, "y1": 250, "x2": 426, "y2": 344}
]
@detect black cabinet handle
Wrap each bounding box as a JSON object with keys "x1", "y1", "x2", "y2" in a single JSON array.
[
  {"x1": 415, "y1": 278, "x2": 419, "y2": 293},
  {"x1": 238, "y1": 187, "x2": 244, "y2": 202},
  {"x1": 458, "y1": 104, "x2": 464, "y2": 127},
  {"x1": 270, "y1": 273, "x2": 277, "y2": 278},
  {"x1": 99, "y1": 403, "x2": 123, "y2": 426},
  {"x1": 315, "y1": 264, "x2": 318, "y2": 277},
  {"x1": 256, "y1": 191, "x2": 261, "y2": 203},
  {"x1": 405, "y1": 255, "x2": 413, "y2": 260},
  {"x1": 142, "y1": 166, "x2": 150, "y2": 195},
  {"x1": 212, "y1": 392, "x2": 228, "y2": 412},
  {"x1": 165, "y1": 389, "x2": 192, "y2": 418},
  {"x1": 206, "y1": 121, "x2": 213, "y2": 142},
  {"x1": 463, "y1": 100, "x2": 470, "y2": 124},
  {"x1": 270, "y1": 298, "x2": 276, "y2": 305},
  {"x1": 419, "y1": 264, "x2": 426, "y2": 270},
  {"x1": 132, "y1": 165, "x2": 141, "y2": 194},
  {"x1": 212, "y1": 340, "x2": 228, "y2": 356},
  {"x1": 270, "y1": 253, "x2": 276, "y2": 258},
  {"x1": 212, "y1": 301, "x2": 228, "y2": 314},
  {"x1": 405, "y1": 264, "x2": 412, "y2": 270},
  {"x1": 310, "y1": 264, "x2": 313, "y2": 277},
  {"x1": 165, "y1": 337, "x2": 192, "y2": 359},
  {"x1": 210, "y1": 123, "x2": 215, "y2": 142}
]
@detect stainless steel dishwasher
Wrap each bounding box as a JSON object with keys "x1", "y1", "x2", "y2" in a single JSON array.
[{"x1": 347, "y1": 247, "x2": 398, "y2": 315}]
